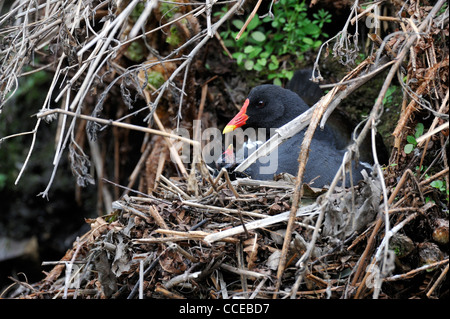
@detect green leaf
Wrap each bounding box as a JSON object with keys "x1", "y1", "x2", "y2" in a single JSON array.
[
  {"x1": 223, "y1": 39, "x2": 234, "y2": 47},
  {"x1": 415, "y1": 123, "x2": 424, "y2": 138},
  {"x1": 248, "y1": 46, "x2": 262, "y2": 59},
  {"x1": 251, "y1": 31, "x2": 266, "y2": 43},
  {"x1": 244, "y1": 45, "x2": 255, "y2": 54},
  {"x1": 285, "y1": 70, "x2": 294, "y2": 80},
  {"x1": 257, "y1": 58, "x2": 267, "y2": 66},
  {"x1": 430, "y1": 180, "x2": 445, "y2": 191},
  {"x1": 406, "y1": 135, "x2": 417, "y2": 145},
  {"x1": 273, "y1": 34, "x2": 284, "y2": 41},
  {"x1": 270, "y1": 55, "x2": 278, "y2": 64},
  {"x1": 253, "y1": 63, "x2": 263, "y2": 72},
  {"x1": 260, "y1": 51, "x2": 270, "y2": 59},
  {"x1": 235, "y1": 32, "x2": 248, "y2": 44},
  {"x1": 302, "y1": 37, "x2": 314, "y2": 45},
  {"x1": 273, "y1": 77, "x2": 282, "y2": 86},
  {"x1": 232, "y1": 52, "x2": 245, "y2": 65},
  {"x1": 404, "y1": 144, "x2": 414, "y2": 154},
  {"x1": 264, "y1": 46, "x2": 274, "y2": 55},
  {"x1": 244, "y1": 60, "x2": 254, "y2": 70},
  {"x1": 247, "y1": 16, "x2": 261, "y2": 31},
  {"x1": 303, "y1": 23, "x2": 320, "y2": 35},
  {"x1": 268, "y1": 63, "x2": 278, "y2": 71},
  {"x1": 232, "y1": 19, "x2": 244, "y2": 29},
  {"x1": 268, "y1": 56, "x2": 279, "y2": 70}
]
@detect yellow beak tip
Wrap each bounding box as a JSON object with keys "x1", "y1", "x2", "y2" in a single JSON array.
[{"x1": 222, "y1": 125, "x2": 236, "y2": 134}]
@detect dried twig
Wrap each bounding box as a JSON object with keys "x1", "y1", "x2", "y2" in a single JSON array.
[{"x1": 235, "y1": 0, "x2": 263, "y2": 40}]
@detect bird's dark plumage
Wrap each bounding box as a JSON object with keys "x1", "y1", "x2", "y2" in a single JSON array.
[{"x1": 222, "y1": 81, "x2": 370, "y2": 187}]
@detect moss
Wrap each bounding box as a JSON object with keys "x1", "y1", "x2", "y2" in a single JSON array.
[
  {"x1": 126, "y1": 41, "x2": 146, "y2": 62},
  {"x1": 339, "y1": 70, "x2": 402, "y2": 149},
  {"x1": 130, "y1": 2, "x2": 146, "y2": 22},
  {"x1": 147, "y1": 71, "x2": 165, "y2": 89},
  {"x1": 166, "y1": 26, "x2": 181, "y2": 47},
  {"x1": 160, "y1": 2, "x2": 179, "y2": 20}
]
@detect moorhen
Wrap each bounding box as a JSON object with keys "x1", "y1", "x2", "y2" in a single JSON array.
[
  {"x1": 286, "y1": 69, "x2": 389, "y2": 164},
  {"x1": 221, "y1": 84, "x2": 370, "y2": 187}
]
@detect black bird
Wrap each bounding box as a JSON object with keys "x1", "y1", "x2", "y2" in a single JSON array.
[
  {"x1": 286, "y1": 69, "x2": 389, "y2": 165},
  {"x1": 222, "y1": 84, "x2": 370, "y2": 187}
]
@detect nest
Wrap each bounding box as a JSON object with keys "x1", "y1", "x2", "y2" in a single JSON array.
[
  {"x1": 1, "y1": 0, "x2": 448, "y2": 299},
  {"x1": 7, "y1": 169, "x2": 448, "y2": 299},
  {"x1": 8, "y1": 172, "x2": 383, "y2": 299}
]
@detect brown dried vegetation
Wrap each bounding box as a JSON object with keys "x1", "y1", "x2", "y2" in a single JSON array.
[{"x1": 0, "y1": 0, "x2": 448, "y2": 299}]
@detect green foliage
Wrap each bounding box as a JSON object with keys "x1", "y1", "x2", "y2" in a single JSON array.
[
  {"x1": 414, "y1": 166, "x2": 449, "y2": 204},
  {"x1": 147, "y1": 71, "x2": 165, "y2": 89},
  {"x1": 216, "y1": 0, "x2": 332, "y2": 85},
  {"x1": 159, "y1": 1, "x2": 179, "y2": 20},
  {"x1": 431, "y1": 180, "x2": 446, "y2": 192},
  {"x1": 382, "y1": 86, "x2": 398, "y2": 106},
  {"x1": 404, "y1": 122, "x2": 424, "y2": 154},
  {"x1": 126, "y1": 41, "x2": 146, "y2": 62},
  {"x1": 166, "y1": 26, "x2": 181, "y2": 47},
  {"x1": 130, "y1": 2, "x2": 146, "y2": 22},
  {"x1": 0, "y1": 173, "x2": 7, "y2": 190},
  {"x1": 430, "y1": 180, "x2": 449, "y2": 203},
  {"x1": 1, "y1": 68, "x2": 50, "y2": 190},
  {"x1": 14, "y1": 69, "x2": 49, "y2": 105}
]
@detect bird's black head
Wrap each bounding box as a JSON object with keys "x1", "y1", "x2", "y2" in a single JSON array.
[{"x1": 223, "y1": 84, "x2": 309, "y2": 133}]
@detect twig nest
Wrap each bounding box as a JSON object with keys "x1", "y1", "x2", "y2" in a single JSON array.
[{"x1": 322, "y1": 174, "x2": 381, "y2": 238}]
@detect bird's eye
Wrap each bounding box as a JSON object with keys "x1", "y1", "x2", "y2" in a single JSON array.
[{"x1": 256, "y1": 100, "x2": 265, "y2": 108}]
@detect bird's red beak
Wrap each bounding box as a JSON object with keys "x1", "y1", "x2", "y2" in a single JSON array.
[{"x1": 223, "y1": 99, "x2": 249, "y2": 134}]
